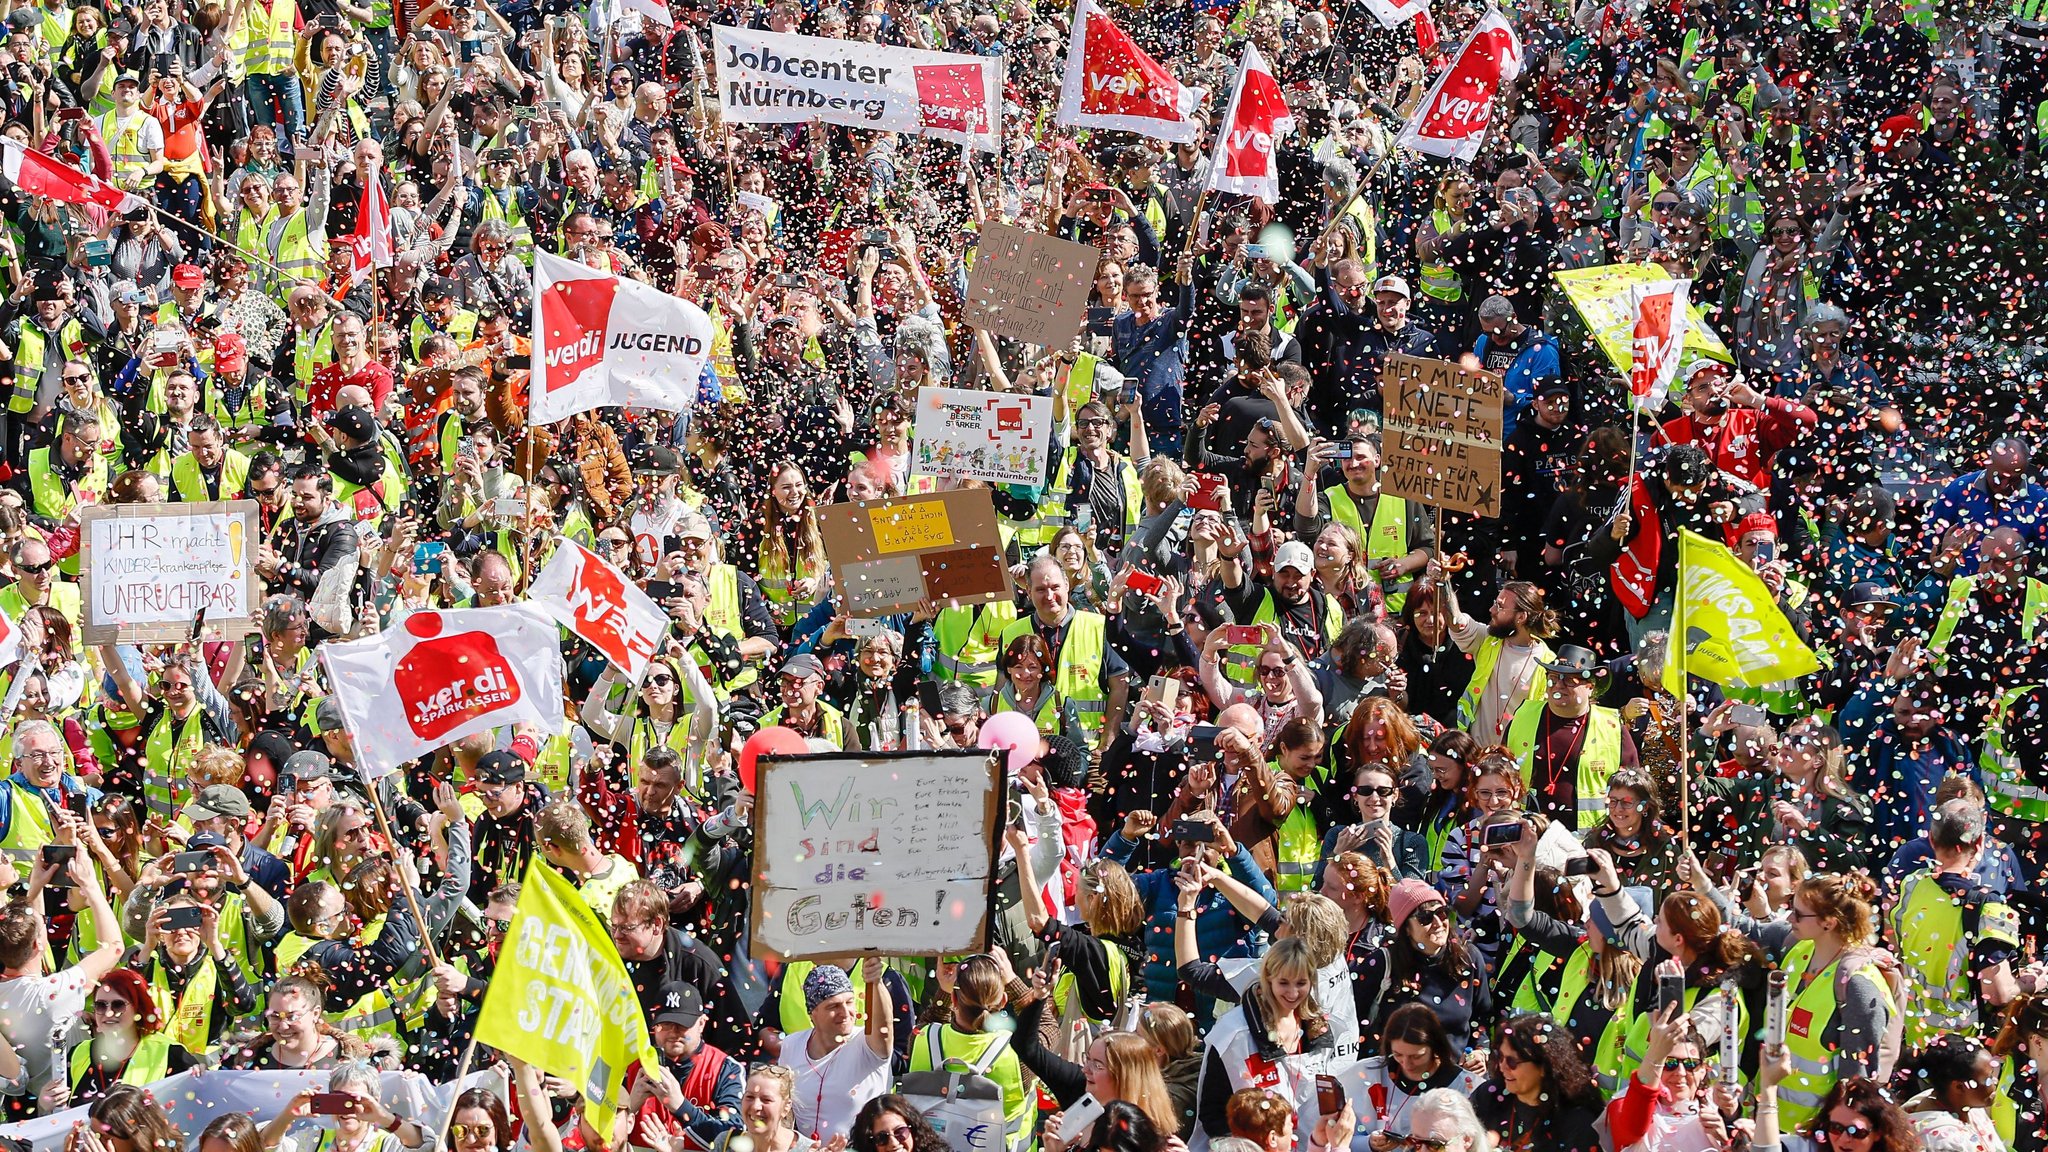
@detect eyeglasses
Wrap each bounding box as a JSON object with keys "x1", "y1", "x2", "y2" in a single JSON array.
[
  {"x1": 61, "y1": 373, "x2": 89, "y2": 383},
  {"x1": 1355, "y1": 785, "x2": 1397, "y2": 798},
  {"x1": 16, "y1": 560, "x2": 49, "y2": 574},
  {"x1": 1496, "y1": 1051, "x2": 1526, "y2": 1070},
  {"x1": 91, "y1": 999, "x2": 130, "y2": 1013},
  {"x1": 1771, "y1": 225, "x2": 1802, "y2": 237},
  {"x1": 1398, "y1": 1138, "x2": 1449, "y2": 1151},
  {"x1": 1824, "y1": 1122, "x2": 1875, "y2": 1141},
  {"x1": 1652, "y1": 199, "x2": 1679, "y2": 210},
  {"x1": 872, "y1": 1126, "x2": 916, "y2": 1149},
  {"x1": 1661, "y1": 1057, "x2": 1704, "y2": 1071},
  {"x1": 1256, "y1": 664, "x2": 1287, "y2": 678}
]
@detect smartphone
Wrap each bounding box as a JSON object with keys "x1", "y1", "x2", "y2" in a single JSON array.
[
  {"x1": 57, "y1": 107, "x2": 84, "y2": 121},
  {"x1": 1143, "y1": 674, "x2": 1179, "y2": 709},
  {"x1": 170, "y1": 850, "x2": 214, "y2": 874},
  {"x1": 1219, "y1": 624, "x2": 1264, "y2": 647},
  {"x1": 863, "y1": 227, "x2": 893, "y2": 246},
  {"x1": 308, "y1": 1093, "x2": 361, "y2": 1117},
  {"x1": 1563, "y1": 855, "x2": 1600, "y2": 876},
  {"x1": 1060, "y1": 1095, "x2": 1107, "y2": 1144},
  {"x1": 1728, "y1": 703, "x2": 1769, "y2": 727},
  {"x1": 1334, "y1": 444, "x2": 1355, "y2": 460},
  {"x1": 1126, "y1": 571, "x2": 1163, "y2": 596},
  {"x1": 1168, "y1": 819, "x2": 1218, "y2": 844},
  {"x1": 161, "y1": 905, "x2": 204, "y2": 930},
  {"x1": 83, "y1": 238, "x2": 112, "y2": 268},
  {"x1": 1481, "y1": 820, "x2": 1524, "y2": 847},
  {"x1": 458, "y1": 35, "x2": 479, "y2": 61},
  {"x1": 1186, "y1": 723, "x2": 1221, "y2": 762},
  {"x1": 1764, "y1": 969, "x2": 1789, "y2": 1045},
  {"x1": 413, "y1": 540, "x2": 448, "y2": 576},
  {"x1": 845, "y1": 617, "x2": 885, "y2": 641},
  {"x1": 1658, "y1": 963, "x2": 1687, "y2": 1016},
  {"x1": 1315, "y1": 1075, "x2": 1344, "y2": 1118},
  {"x1": 1753, "y1": 538, "x2": 1777, "y2": 563},
  {"x1": 39, "y1": 844, "x2": 75, "y2": 866},
  {"x1": 1186, "y1": 471, "x2": 1228, "y2": 512},
  {"x1": 776, "y1": 273, "x2": 805, "y2": 289}
]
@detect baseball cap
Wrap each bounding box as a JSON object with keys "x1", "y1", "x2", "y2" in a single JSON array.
[
  {"x1": 781, "y1": 653, "x2": 826, "y2": 681},
  {"x1": 325, "y1": 405, "x2": 378, "y2": 445},
  {"x1": 170, "y1": 264, "x2": 204, "y2": 290},
  {"x1": 674, "y1": 513, "x2": 713, "y2": 542},
  {"x1": 114, "y1": 70, "x2": 140, "y2": 86},
  {"x1": 1274, "y1": 540, "x2": 1314, "y2": 574},
  {"x1": 476, "y1": 750, "x2": 527, "y2": 785},
  {"x1": 182, "y1": 784, "x2": 251, "y2": 823},
  {"x1": 423, "y1": 276, "x2": 460, "y2": 302},
  {"x1": 655, "y1": 981, "x2": 705, "y2": 1027},
  {"x1": 1848, "y1": 581, "x2": 1899, "y2": 610},
  {"x1": 1371, "y1": 275, "x2": 1411, "y2": 299},
  {"x1": 312, "y1": 695, "x2": 346, "y2": 736},
  {"x1": 1537, "y1": 378, "x2": 1572, "y2": 399},
  {"x1": 282, "y1": 750, "x2": 333, "y2": 781},
  {"x1": 212, "y1": 333, "x2": 247, "y2": 374}
]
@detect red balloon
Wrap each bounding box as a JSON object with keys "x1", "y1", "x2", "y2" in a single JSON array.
[{"x1": 739, "y1": 725, "x2": 809, "y2": 792}]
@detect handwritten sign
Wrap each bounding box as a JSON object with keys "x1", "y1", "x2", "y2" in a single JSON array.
[
  {"x1": 963, "y1": 222, "x2": 1099, "y2": 348},
  {"x1": 80, "y1": 501, "x2": 260, "y2": 644},
  {"x1": 820, "y1": 489, "x2": 1010, "y2": 617},
  {"x1": 1379, "y1": 355, "x2": 1504, "y2": 517},
  {"x1": 750, "y1": 750, "x2": 1001, "y2": 961},
  {"x1": 911, "y1": 386, "x2": 1054, "y2": 487}
]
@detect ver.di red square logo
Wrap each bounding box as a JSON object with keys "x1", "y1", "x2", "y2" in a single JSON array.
[{"x1": 914, "y1": 63, "x2": 990, "y2": 135}]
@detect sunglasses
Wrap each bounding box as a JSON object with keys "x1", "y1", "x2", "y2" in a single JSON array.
[
  {"x1": 450, "y1": 1125, "x2": 492, "y2": 1142},
  {"x1": 16, "y1": 560, "x2": 49, "y2": 574},
  {"x1": 646, "y1": 675, "x2": 676, "y2": 687},
  {"x1": 873, "y1": 1126, "x2": 916, "y2": 1149},
  {"x1": 1661, "y1": 1057, "x2": 1704, "y2": 1071},
  {"x1": 1398, "y1": 1139, "x2": 1449, "y2": 1151},
  {"x1": 1825, "y1": 1123, "x2": 1874, "y2": 1141},
  {"x1": 1409, "y1": 903, "x2": 1449, "y2": 926},
  {"x1": 1257, "y1": 664, "x2": 1287, "y2": 677},
  {"x1": 1355, "y1": 785, "x2": 1397, "y2": 798},
  {"x1": 1496, "y1": 1051, "x2": 1526, "y2": 1070}
]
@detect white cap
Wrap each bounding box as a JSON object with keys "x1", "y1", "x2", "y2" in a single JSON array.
[
  {"x1": 1372, "y1": 275, "x2": 1412, "y2": 299},
  {"x1": 1275, "y1": 541, "x2": 1315, "y2": 573}
]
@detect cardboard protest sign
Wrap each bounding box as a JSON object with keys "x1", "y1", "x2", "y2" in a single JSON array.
[
  {"x1": 819, "y1": 488, "x2": 1011, "y2": 617},
  {"x1": 911, "y1": 386, "x2": 1055, "y2": 487},
  {"x1": 713, "y1": 26, "x2": 1002, "y2": 151},
  {"x1": 750, "y1": 750, "x2": 1000, "y2": 961},
  {"x1": 80, "y1": 501, "x2": 260, "y2": 644},
  {"x1": 963, "y1": 222, "x2": 1098, "y2": 348},
  {"x1": 1379, "y1": 355, "x2": 1504, "y2": 517}
]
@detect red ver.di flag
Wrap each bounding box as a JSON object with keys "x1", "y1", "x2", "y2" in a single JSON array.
[
  {"x1": 528, "y1": 541, "x2": 669, "y2": 683},
  {"x1": 1397, "y1": 8, "x2": 1523, "y2": 163},
  {"x1": 1056, "y1": 0, "x2": 1203, "y2": 144},
  {"x1": 320, "y1": 604, "x2": 566, "y2": 778},
  {"x1": 531, "y1": 252, "x2": 713, "y2": 426},
  {"x1": 0, "y1": 138, "x2": 146, "y2": 213},
  {"x1": 1205, "y1": 44, "x2": 1293, "y2": 204},
  {"x1": 1359, "y1": 0, "x2": 1429, "y2": 30},
  {"x1": 1629, "y1": 278, "x2": 1690, "y2": 413}
]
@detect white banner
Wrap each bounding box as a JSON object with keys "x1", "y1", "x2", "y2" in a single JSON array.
[
  {"x1": 528, "y1": 540, "x2": 669, "y2": 683},
  {"x1": 911, "y1": 386, "x2": 1054, "y2": 487},
  {"x1": 713, "y1": 25, "x2": 1002, "y2": 152},
  {"x1": 321, "y1": 604, "x2": 566, "y2": 778},
  {"x1": 530, "y1": 252, "x2": 713, "y2": 427}
]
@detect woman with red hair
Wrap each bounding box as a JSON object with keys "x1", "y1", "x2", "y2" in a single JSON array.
[{"x1": 67, "y1": 967, "x2": 198, "y2": 1105}]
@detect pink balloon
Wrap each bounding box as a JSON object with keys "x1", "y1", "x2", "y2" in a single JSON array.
[
  {"x1": 740, "y1": 725, "x2": 810, "y2": 791},
  {"x1": 977, "y1": 710, "x2": 1043, "y2": 775}
]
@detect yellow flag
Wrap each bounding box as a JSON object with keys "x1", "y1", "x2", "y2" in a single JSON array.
[
  {"x1": 1663, "y1": 528, "x2": 1820, "y2": 697},
  {"x1": 474, "y1": 857, "x2": 660, "y2": 1136}
]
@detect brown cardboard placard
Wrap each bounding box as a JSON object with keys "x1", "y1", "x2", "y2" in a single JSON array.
[
  {"x1": 1378, "y1": 354, "x2": 1505, "y2": 517},
  {"x1": 79, "y1": 501, "x2": 262, "y2": 645},
  {"x1": 962, "y1": 221, "x2": 1100, "y2": 349},
  {"x1": 819, "y1": 488, "x2": 1011, "y2": 617}
]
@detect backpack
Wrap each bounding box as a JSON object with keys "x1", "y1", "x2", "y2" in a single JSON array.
[{"x1": 897, "y1": 1025, "x2": 1014, "y2": 1152}]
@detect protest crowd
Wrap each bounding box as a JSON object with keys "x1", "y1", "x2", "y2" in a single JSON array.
[{"x1": 4, "y1": 1, "x2": 2048, "y2": 1152}]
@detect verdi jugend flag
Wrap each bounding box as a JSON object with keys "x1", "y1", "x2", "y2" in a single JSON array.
[
  {"x1": 1663, "y1": 528, "x2": 1822, "y2": 697},
  {"x1": 474, "y1": 856, "x2": 660, "y2": 1135}
]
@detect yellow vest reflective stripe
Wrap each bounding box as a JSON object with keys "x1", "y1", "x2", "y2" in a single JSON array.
[
  {"x1": 1046, "y1": 448, "x2": 1144, "y2": 535},
  {"x1": 28, "y1": 446, "x2": 108, "y2": 575},
  {"x1": 12, "y1": 318, "x2": 86, "y2": 412},
  {"x1": 410, "y1": 309, "x2": 479, "y2": 358},
  {"x1": 243, "y1": 0, "x2": 296, "y2": 75},
  {"x1": 993, "y1": 685, "x2": 1063, "y2": 736},
  {"x1": 999, "y1": 612, "x2": 1109, "y2": 739},
  {"x1": 150, "y1": 953, "x2": 219, "y2": 1053},
  {"x1": 1271, "y1": 766, "x2": 1323, "y2": 892},
  {"x1": 909, "y1": 1024, "x2": 1031, "y2": 1150},
  {"x1": 758, "y1": 542, "x2": 822, "y2": 629},
  {"x1": 1982, "y1": 685, "x2": 2048, "y2": 823},
  {"x1": 1339, "y1": 196, "x2": 1378, "y2": 282},
  {"x1": 1325, "y1": 487, "x2": 1410, "y2": 611},
  {"x1": 1524, "y1": 946, "x2": 1635, "y2": 1093},
  {"x1": 1929, "y1": 576, "x2": 2048, "y2": 670},
  {"x1": 1506, "y1": 703, "x2": 1624, "y2": 829},
  {"x1": 70, "y1": 1029, "x2": 174, "y2": 1088},
  {"x1": 1419, "y1": 210, "x2": 1462, "y2": 302},
  {"x1": 1456, "y1": 635, "x2": 1554, "y2": 732},
  {"x1": 1620, "y1": 985, "x2": 1745, "y2": 1087},
  {"x1": 204, "y1": 381, "x2": 266, "y2": 428},
  {"x1": 292, "y1": 320, "x2": 335, "y2": 402},
  {"x1": 0, "y1": 781, "x2": 57, "y2": 864},
  {"x1": 272, "y1": 210, "x2": 327, "y2": 285},
  {"x1": 704, "y1": 564, "x2": 758, "y2": 694},
  {"x1": 1226, "y1": 592, "x2": 1342, "y2": 685},
  {"x1": 236, "y1": 208, "x2": 277, "y2": 270},
  {"x1": 629, "y1": 712, "x2": 692, "y2": 787},
  {"x1": 171, "y1": 449, "x2": 251, "y2": 502},
  {"x1": 100, "y1": 110, "x2": 153, "y2": 187},
  {"x1": 933, "y1": 600, "x2": 1018, "y2": 687},
  {"x1": 143, "y1": 707, "x2": 209, "y2": 822},
  {"x1": 1891, "y1": 870, "x2": 2018, "y2": 1047},
  {"x1": 478, "y1": 189, "x2": 533, "y2": 264},
  {"x1": 760, "y1": 702, "x2": 848, "y2": 749},
  {"x1": 1775, "y1": 939, "x2": 1895, "y2": 1128}
]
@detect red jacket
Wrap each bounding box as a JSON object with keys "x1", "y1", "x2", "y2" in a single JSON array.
[{"x1": 1658, "y1": 397, "x2": 1816, "y2": 489}]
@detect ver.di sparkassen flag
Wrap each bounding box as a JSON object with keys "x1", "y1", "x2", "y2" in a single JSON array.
[
  {"x1": 1629, "y1": 278, "x2": 1690, "y2": 413},
  {"x1": 319, "y1": 603, "x2": 566, "y2": 779},
  {"x1": 475, "y1": 856, "x2": 661, "y2": 1138},
  {"x1": 1205, "y1": 43, "x2": 1293, "y2": 204},
  {"x1": 1663, "y1": 528, "x2": 1821, "y2": 698},
  {"x1": 1056, "y1": 0, "x2": 1204, "y2": 144},
  {"x1": 0, "y1": 138, "x2": 146, "y2": 213},
  {"x1": 528, "y1": 540, "x2": 669, "y2": 683},
  {"x1": 1397, "y1": 8, "x2": 1523, "y2": 163},
  {"x1": 531, "y1": 251, "x2": 713, "y2": 426}
]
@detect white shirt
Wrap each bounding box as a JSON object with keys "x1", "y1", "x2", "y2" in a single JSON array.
[
  {"x1": 0, "y1": 966, "x2": 91, "y2": 1094},
  {"x1": 785, "y1": 1026, "x2": 891, "y2": 1144}
]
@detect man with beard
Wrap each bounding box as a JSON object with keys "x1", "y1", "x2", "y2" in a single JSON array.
[
  {"x1": 1442, "y1": 580, "x2": 1561, "y2": 747},
  {"x1": 612, "y1": 880, "x2": 753, "y2": 1054},
  {"x1": 1656, "y1": 360, "x2": 1815, "y2": 491}
]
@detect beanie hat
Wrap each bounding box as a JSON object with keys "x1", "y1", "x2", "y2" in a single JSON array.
[
  {"x1": 803, "y1": 965, "x2": 856, "y2": 1011},
  {"x1": 1387, "y1": 879, "x2": 1444, "y2": 934}
]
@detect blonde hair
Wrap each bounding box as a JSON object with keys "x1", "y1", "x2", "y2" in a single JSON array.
[
  {"x1": 1079, "y1": 860, "x2": 1145, "y2": 938},
  {"x1": 1099, "y1": 1031, "x2": 1178, "y2": 1135},
  {"x1": 190, "y1": 745, "x2": 247, "y2": 788},
  {"x1": 747, "y1": 1065, "x2": 797, "y2": 1130},
  {"x1": 1250, "y1": 938, "x2": 1326, "y2": 1038},
  {"x1": 534, "y1": 799, "x2": 594, "y2": 854},
  {"x1": 953, "y1": 954, "x2": 1008, "y2": 1032},
  {"x1": 1141, "y1": 456, "x2": 1188, "y2": 512},
  {"x1": 1279, "y1": 892, "x2": 1348, "y2": 970},
  {"x1": 1138, "y1": 1002, "x2": 1195, "y2": 1061}
]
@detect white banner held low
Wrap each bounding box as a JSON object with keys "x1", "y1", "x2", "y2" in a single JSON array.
[
  {"x1": 911, "y1": 385, "x2": 1055, "y2": 486},
  {"x1": 713, "y1": 25, "x2": 1002, "y2": 151}
]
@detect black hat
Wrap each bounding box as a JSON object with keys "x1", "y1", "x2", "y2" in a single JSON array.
[
  {"x1": 423, "y1": 276, "x2": 461, "y2": 301},
  {"x1": 325, "y1": 405, "x2": 378, "y2": 445},
  {"x1": 1538, "y1": 644, "x2": 1605, "y2": 680},
  {"x1": 655, "y1": 981, "x2": 704, "y2": 1027},
  {"x1": 1847, "y1": 581, "x2": 1899, "y2": 610},
  {"x1": 476, "y1": 750, "x2": 526, "y2": 785}
]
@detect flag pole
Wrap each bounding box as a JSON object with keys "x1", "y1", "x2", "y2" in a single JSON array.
[
  {"x1": 365, "y1": 776, "x2": 444, "y2": 971},
  {"x1": 433, "y1": 1034, "x2": 482, "y2": 1150},
  {"x1": 1675, "y1": 543, "x2": 1690, "y2": 853}
]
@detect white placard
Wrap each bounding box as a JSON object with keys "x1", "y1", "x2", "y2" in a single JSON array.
[
  {"x1": 81, "y1": 501, "x2": 259, "y2": 644},
  {"x1": 751, "y1": 751, "x2": 999, "y2": 961},
  {"x1": 911, "y1": 386, "x2": 1054, "y2": 487}
]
